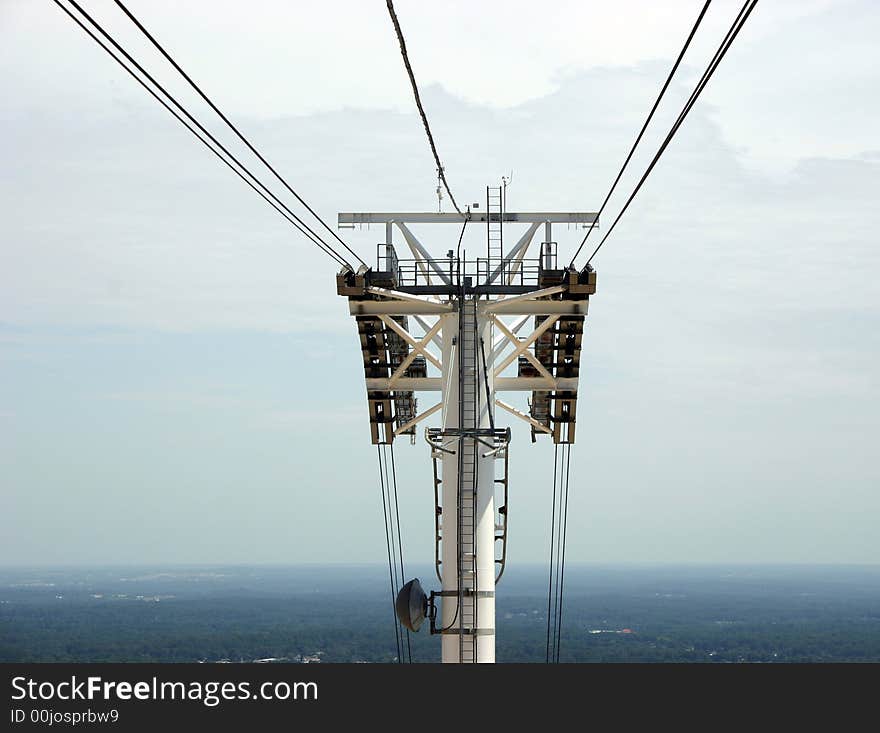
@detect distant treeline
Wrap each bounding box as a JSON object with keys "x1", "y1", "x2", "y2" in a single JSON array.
[{"x1": 2, "y1": 565, "x2": 879, "y2": 662}]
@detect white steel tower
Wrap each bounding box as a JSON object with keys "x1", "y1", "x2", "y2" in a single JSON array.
[{"x1": 336, "y1": 195, "x2": 597, "y2": 663}]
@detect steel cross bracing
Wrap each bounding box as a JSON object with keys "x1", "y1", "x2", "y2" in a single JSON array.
[{"x1": 336, "y1": 210, "x2": 597, "y2": 663}]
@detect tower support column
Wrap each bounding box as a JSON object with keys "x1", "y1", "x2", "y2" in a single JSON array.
[{"x1": 439, "y1": 297, "x2": 496, "y2": 663}]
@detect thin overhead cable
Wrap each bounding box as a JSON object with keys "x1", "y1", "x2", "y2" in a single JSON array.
[
  {"x1": 455, "y1": 208, "x2": 472, "y2": 270},
  {"x1": 545, "y1": 445, "x2": 560, "y2": 663},
  {"x1": 377, "y1": 443, "x2": 412, "y2": 663},
  {"x1": 545, "y1": 443, "x2": 572, "y2": 664},
  {"x1": 55, "y1": 0, "x2": 352, "y2": 269},
  {"x1": 53, "y1": 1, "x2": 348, "y2": 268},
  {"x1": 376, "y1": 445, "x2": 404, "y2": 663},
  {"x1": 62, "y1": 0, "x2": 349, "y2": 267},
  {"x1": 554, "y1": 443, "x2": 573, "y2": 664},
  {"x1": 380, "y1": 444, "x2": 404, "y2": 662},
  {"x1": 387, "y1": 443, "x2": 412, "y2": 663},
  {"x1": 112, "y1": 0, "x2": 366, "y2": 270},
  {"x1": 584, "y1": 0, "x2": 759, "y2": 266},
  {"x1": 385, "y1": 0, "x2": 463, "y2": 216},
  {"x1": 569, "y1": 0, "x2": 712, "y2": 268}
]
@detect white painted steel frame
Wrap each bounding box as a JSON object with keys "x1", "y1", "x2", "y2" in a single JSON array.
[
  {"x1": 357, "y1": 304, "x2": 582, "y2": 663},
  {"x1": 341, "y1": 210, "x2": 594, "y2": 664},
  {"x1": 339, "y1": 212, "x2": 598, "y2": 224},
  {"x1": 438, "y1": 305, "x2": 496, "y2": 663}
]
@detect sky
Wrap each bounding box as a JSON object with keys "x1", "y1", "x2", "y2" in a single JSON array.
[{"x1": 1, "y1": 0, "x2": 878, "y2": 567}]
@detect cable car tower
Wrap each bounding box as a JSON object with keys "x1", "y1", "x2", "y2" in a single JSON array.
[{"x1": 336, "y1": 188, "x2": 597, "y2": 663}]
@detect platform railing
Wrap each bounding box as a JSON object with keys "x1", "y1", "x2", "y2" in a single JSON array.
[{"x1": 394, "y1": 257, "x2": 542, "y2": 288}]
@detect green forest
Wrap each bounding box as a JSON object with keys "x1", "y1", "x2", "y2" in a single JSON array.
[{"x1": 2, "y1": 564, "x2": 879, "y2": 663}]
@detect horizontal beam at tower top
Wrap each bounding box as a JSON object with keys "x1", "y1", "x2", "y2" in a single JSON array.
[{"x1": 338, "y1": 212, "x2": 598, "y2": 225}]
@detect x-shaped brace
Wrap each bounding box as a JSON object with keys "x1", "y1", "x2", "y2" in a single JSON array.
[
  {"x1": 492, "y1": 315, "x2": 558, "y2": 385},
  {"x1": 385, "y1": 316, "x2": 445, "y2": 387}
]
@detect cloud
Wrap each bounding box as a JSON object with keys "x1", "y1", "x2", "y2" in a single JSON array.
[
  {"x1": 2, "y1": 60, "x2": 877, "y2": 333},
  {"x1": 2, "y1": 2, "x2": 879, "y2": 564}
]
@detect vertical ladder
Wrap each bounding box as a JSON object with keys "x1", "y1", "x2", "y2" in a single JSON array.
[
  {"x1": 486, "y1": 186, "x2": 503, "y2": 279},
  {"x1": 457, "y1": 297, "x2": 479, "y2": 663}
]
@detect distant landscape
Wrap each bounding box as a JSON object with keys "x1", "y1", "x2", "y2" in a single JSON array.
[{"x1": 2, "y1": 564, "x2": 879, "y2": 663}]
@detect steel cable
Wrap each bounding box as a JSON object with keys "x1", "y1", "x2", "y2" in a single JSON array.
[
  {"x1": 569, "y1": 0, "x2": 712, "y2": 267},
  {"x1": 113, "y1": 0, "x2": 366, "y2": 269},
  {"x1": 585, "y1": 0, "x2": 759, "y2": 266},
  {"x1": 56, "y1": 0, "x2": 353, "y2": 269},
  {"x1": 377, "y1": 445, "x2": 404, "y2": 662},
  {"x1": 554, "y1": 443, "x2": 573, "y2": 663},
  {"x1": 388, "y1": 442, "x2": 412, "y2": 662},
  {"x1": 385, "y1": 0, "x2": 463, "y2": 216},
  {"x1": 545, "y1": 444, "x2": 560, "y2": 663}
]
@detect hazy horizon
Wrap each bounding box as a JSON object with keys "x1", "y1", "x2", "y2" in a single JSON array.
[{"x1": 3, "y1": 560, "x2": 880, "y2": 569}]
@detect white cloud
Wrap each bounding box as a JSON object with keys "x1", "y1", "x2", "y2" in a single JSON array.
[{"x1": 1, "y1": 0, "x2": 878, "y2": 564}]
